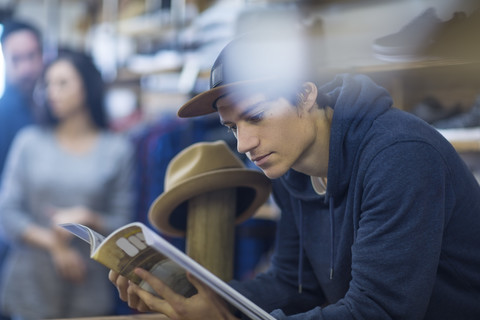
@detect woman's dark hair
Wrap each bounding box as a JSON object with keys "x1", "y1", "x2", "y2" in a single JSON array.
[{"x1": 42, "y1": 48, "x2": 108, "y2": 129}]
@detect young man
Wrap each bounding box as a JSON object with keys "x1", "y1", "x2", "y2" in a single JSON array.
[{"x1": 110, "y1": 32, "x2": 480, "y2": 319}]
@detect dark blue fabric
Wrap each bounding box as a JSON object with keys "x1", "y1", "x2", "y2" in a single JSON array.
[
  {"x1": 131, "y1": 115, "x2": 235, "y2": 229},
  {"x1": 0, "y1": 84, "x2": 35, "y2": 320},
  {"x1": 0, "y1": 85, "x2": 35, "y2": 182},
  {"x1": 230, "y1": 74, "x2": 480, "y2": 319}
]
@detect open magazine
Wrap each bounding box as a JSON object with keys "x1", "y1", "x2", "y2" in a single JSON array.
[{"x1": 61, "y1": 222, "x2": 275, "y2": 320}]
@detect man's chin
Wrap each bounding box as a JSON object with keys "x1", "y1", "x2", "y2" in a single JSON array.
[
  {"x1": 261, "y1": 167, "x2": 286, "y2": 180},
  {"x1": 17, "y1": 82, "x2": 36, "y2": 95}
]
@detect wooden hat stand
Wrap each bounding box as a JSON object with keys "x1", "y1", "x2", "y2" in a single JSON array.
[{"x1": 186, "y1": 188, "x2": 237, "y2": 282}]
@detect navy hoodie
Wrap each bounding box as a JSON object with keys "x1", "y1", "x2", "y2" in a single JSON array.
[{"x1": 230, "y1": 74, "x2": 480, "y2": 319}]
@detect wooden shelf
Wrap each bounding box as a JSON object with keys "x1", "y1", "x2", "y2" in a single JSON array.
[
  {"x1": 438, "y1": 128, "x2": 480, "y2": 153},
  {"x1": 330, "y1": 58, "x2": 480, "y2": 111},
  {"x1": 116, "y1": 11, "x2": 176, "y2": 39},
  {"x1": 343, "y1": 58, "x2": 480, "y2": 74}
]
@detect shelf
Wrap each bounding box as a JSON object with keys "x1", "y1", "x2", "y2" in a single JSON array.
[
  {"x1": 438, "y1": 128, "x2": 480, "y2": 153},
  {"x1": 328, "y1": 58, "x2": 480, "y2": 111},
  {"x1": 342, "y1": 58, "x2": 480, "y2": 74},
  {"x1": 116, "y1": 11, "x2": 177, "y2": 39}
]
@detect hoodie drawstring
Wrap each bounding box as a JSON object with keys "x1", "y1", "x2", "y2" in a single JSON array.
[
  {"x1": 328, "y1": 196, "x2": 335, "y2": 280},
  {"x1": 298, "y1": 210, "x2": 304, "y2": 293},
  {"x1": 297, "y1": 195, "x2": 335, "y2": 294}
]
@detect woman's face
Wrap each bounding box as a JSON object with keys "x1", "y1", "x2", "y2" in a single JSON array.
[
  {"x1": 217, "y1": 86, "x2": 328, "y2": 179},
  {"x1": 45, "y1": 59, "x2": 86, "y2": 120}
]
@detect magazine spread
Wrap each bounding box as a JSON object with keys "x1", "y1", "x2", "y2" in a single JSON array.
[{"x1": 61, "y1": 222, "x2": 275, "y2": 320}]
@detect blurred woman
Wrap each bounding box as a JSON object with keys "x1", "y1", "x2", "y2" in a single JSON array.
[{"x1": 0, "y1": 49, "x2": 135, "y2": 320}]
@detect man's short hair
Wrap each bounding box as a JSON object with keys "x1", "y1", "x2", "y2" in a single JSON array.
[{"x1": 1, "y1": 19, "x2": 42, "y2": 46}]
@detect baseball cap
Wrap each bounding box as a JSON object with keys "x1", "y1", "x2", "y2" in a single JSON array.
[{"x1": 177, "y1": 30, "x2": 311, "y2": 118}]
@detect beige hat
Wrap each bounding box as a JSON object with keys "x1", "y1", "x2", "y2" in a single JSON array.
[{"x1": 148, "y1": 140, "x2": 271, "y2": 237}]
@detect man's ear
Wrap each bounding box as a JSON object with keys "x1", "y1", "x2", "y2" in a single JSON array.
[{"x1": 299, "y1": 82, "x2": 318, "y2": 112}]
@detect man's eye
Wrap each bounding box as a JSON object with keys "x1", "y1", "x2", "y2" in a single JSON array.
[{"x1": 248, "y1": 111, "x2": 264, "y2": 122}]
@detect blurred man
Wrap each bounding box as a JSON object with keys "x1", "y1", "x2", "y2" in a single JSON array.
[
  {"x1": 0, "y1": 19, "x2": 43, "y2": 320},
  {"x1": 0, "y1": 19, "x2": 43, "y2": 182}
]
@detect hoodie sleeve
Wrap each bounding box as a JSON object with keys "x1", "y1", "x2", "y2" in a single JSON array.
[
  {"x1": 335, "y1": 141, "x2": 446, "y2": 319},
  {"x1": 230, "y1": 178, "x2": 326, "y2": 316}
]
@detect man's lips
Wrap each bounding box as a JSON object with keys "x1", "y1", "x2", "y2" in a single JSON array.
[{"x1": 251, "y1": 153, "x2": 272, "y2": 166}]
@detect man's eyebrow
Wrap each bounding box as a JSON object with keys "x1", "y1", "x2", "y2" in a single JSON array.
[
  {"x1": 219, "y1": 103, "x2": 263, "y2": 127},
  {"x1": 218, "y1": 96, "x2": 268, "y2": 126},
  {"x1": 240, "y1": 102, "x2": 264, "y2": 117}
]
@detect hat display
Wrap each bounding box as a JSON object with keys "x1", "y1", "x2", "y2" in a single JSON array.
[
  {"x1": 177, "y1": 30, "x2": 311, "y2": 118},
  {"x1": 148, "y1": 140, "x2": 271, "y2": 237}
]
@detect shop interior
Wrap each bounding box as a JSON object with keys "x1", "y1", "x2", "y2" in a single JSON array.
[{"x1": 0, "y1": 0, "x2": 479, "y2": 318}]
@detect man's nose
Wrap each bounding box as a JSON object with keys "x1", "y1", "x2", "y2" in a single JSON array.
[
  {"x1": 17, "y1": 58, "x2": 37, "y2": 75},
  {"x1": 236, "y1": 125, "x2": 258, "y2": 155}
]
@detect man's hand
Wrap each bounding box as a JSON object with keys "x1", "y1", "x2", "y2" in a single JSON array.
[{"x1": 111, "y1": 268, "x2": 239, "y2": 320}]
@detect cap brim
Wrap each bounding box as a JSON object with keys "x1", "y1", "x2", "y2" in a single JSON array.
[
  {"x1": 148, "y1": 168, "x2": 271, "y2": 237},
  {"x1": 177, "y1": 79, "x2": 272, "y2": 118}
]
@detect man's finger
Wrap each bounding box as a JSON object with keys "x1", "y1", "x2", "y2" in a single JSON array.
[
  {"x1": 109, "y1": 271, "x2": 129, "y2": 301},
  {"x1": 108, "y1": 270, "x2": 119, "y2": 284},
  {"x1": 134, "y1": 268, "x2": 180, "y2": 299},
  {"x1": 127, "y1": 281, "x2": 143, "y2": 310},
  {"x1": 134, "y1": 268, "x2": 187, "y2": 311},
  {"x1": 186, "y1": 272, "x2": 208, "y2": 295},
  {"x1": 130, "y1": 280, "x2": 176, "y2": 317}
]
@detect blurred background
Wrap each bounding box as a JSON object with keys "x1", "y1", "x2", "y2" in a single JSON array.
[{"x1": 0, "y1": 0, "x2": 478, "y2": 125}]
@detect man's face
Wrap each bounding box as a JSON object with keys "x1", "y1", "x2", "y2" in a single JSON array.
[
  {"x1": 217, "y1": 90, "x2": 319, "y2": 179},
  {"x1": 2, "y1": 30, "x2": 43, "y2": 94}
]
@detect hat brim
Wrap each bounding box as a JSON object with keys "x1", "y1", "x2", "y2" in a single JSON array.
[
  {"x1": 177, "y1": 79, "x2": 272, "y2": 118},
  {"x1": 148, "y1": 168, "x2": 271, "y2": 237}
]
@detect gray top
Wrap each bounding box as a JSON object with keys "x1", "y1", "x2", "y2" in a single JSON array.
[{"x1": 0, "y1": 126, "x2": 135, "y2": 319}]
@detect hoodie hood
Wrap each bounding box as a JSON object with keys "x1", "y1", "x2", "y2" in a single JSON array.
[
  {"x1": 322, "y1": 73, "x2": 393, "y2": 198},
  {"x1": 281, "y1": 73, "x2": 393, "y2": 199}
]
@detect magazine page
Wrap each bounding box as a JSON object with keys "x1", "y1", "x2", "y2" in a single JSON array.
[
  {"x1": 61, "y1": 222, "x2": 196, "y2": 298},
  {"x1": 61, "y1": 223, "x2": 106, "y2": 254},
  {"x1": 138, "y1": 224, "x2": 276, "y2": 320}
]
